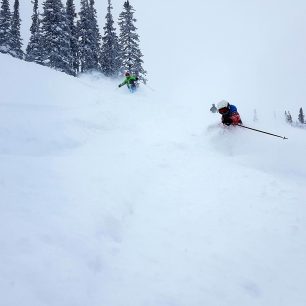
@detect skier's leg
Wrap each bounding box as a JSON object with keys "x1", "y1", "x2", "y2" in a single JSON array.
[{"x1": 131, "y1": 84, "x2": 136, "y2": 93}]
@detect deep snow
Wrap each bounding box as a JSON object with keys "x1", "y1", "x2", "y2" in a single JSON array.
[
  {"x1": 2, "y1": 0, "x2": 306, "y2": 305},
  {"x1": 1, "y1": 53, "x2": 306, "y2": 306}
]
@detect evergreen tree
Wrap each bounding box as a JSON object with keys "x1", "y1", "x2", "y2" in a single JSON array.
[
  {"x1": 118, "y1": 0, "x2": 147, "y2": 83},
  {"x1": 0, "y1": 0, "x2": 12, "y2": 54},
  {"x1": 285, "y1": 111, "x2": 292, "y2": 124},
  {"x1": 78, "y1": 0, "x2": 93, "y2": 72},
  {"x1": 77, "y1": 0, "x2": 101, "y2": 72},
  {"x1": 26, "y1": 0, "x2": 43, "y2": 64},
  {"x1": 101, "y1": 0, "x2": 121, "y2": 77},
  {"x1": 288, "y1": 111, "x2": 293, "y2": 124},
  {"x1": 298, "y1": 107, "x2": 305, "y2": 124},
  {"x1": 11, "y1": 0, "x2": 23, "y2": 59},
  {"x1": 40, "y1": 0, "x2": 74, "y2": 75},
  {"x1": 88, "y1": 0, "x2": 101, "y2": 68},
  {"x1": 66, "y1": 0, "x2": 79, "y2": 74}
]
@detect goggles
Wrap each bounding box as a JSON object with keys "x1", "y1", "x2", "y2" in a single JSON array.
[{"x1": 218, "y1": 107, "x2": 229, "y2": 114}]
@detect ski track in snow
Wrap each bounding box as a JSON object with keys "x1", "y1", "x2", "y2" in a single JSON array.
[{"x1": 1, "y1": 56, "x2": 306, "y2": 306}]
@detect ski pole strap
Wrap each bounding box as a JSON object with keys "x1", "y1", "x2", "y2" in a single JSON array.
[{"x1": 238, "y1": 124, "x2": 288, "y2": 140}]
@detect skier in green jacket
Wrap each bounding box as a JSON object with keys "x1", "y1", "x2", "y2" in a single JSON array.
[{"x1": 118, "y1": 72, "x2": 139, "y2": 92}]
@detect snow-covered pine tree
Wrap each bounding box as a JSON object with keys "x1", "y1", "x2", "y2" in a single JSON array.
[
  {"x1": 26, "y1": 0, "x2": 44, "y2": 64},
  {"x1": 285, "y1": 111, "x2": 293, "y2": 124},
  {"x1": 78, "y1": 0, "x2": 92, "y2": 72},
  {"x1": 88, "y1": 0, "x2": 101, "y2": 69},
  {"x1": 66, "y1": 0, "x2": 79, "y2": 74},
  {"x1": 101, "y1": 0, "x2": 121, "y2": 77},
  {"x1": 298, "y1": 107, "x2": 305, "y2": 124},
  {"x1": 10, "y1": 0, "x2": 23, "y2": 59},
  {"x1": 0, "y1": 0, "x2": 13, "y2": 54},
  {"x1": 288, "y1": 111, "x2": 293, "y2": 124},
  {"x1": 118, "y1": 0, "x2": 147, "y2": 83},
  {"x1": 40, "y1": 0, "x2": 74, "y2": 75},
  {"x1": 77, "y1": 0, "x2": 101, "y2": 72}
]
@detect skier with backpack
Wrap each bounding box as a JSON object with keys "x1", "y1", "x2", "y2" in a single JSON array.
[
  {"x1": 118, "y1": 72, "x2": 139, "y2": 92},
  {"x1": 217, "y1": 100, "x2": 242, "y2": 126},
  {"x1": 213, "y1": 100, "x2": 288, "y2": 139}
]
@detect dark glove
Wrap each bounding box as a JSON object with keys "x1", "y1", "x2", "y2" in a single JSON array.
[
  {"x1": 118, "y1": 84, "x2": 122, "y2": 88},
  {"x1": 135, "y1": 77, "x2": 139, "y2": 81},
  {"x1": 222, "y1": 117, "x2": 232, "y2": 126}
]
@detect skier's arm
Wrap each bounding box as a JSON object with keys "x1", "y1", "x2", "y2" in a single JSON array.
[
  {"x1": 222, "y1": 116, "x2": 232, "y2": 126},
  {"x1": 118, "y1": 79, "x2": 128, "y2": 87},
  {"x1": 230, "y1": 113, "x2": 242, "y2": 125},
  {"x1": 222, "y1": 112, "x2": 241, "y2": 126}
]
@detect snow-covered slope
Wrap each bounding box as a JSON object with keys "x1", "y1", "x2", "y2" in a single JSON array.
[
  {"x1": 2, "y1": 0, "x2": 306, "y2": 305},
  {"x1": 1, "y1": 51, "x2": 306, "y2": 306}
]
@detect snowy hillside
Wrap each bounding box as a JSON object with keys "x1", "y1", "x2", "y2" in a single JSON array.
[
  {"x1": 1, "y1": 50, "x2": 306, "y2": 306},
  {"x1": 2, "y1": 0, "x2": 306, "y2": 305}
]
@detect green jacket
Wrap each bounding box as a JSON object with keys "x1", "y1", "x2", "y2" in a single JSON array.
[{"x1": 119, "y1": 75, "x2": 138, "y2": 87}]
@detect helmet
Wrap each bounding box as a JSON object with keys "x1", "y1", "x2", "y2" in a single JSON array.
[
  {"x1": 217, "y1": 100, "x2": 230, "y2": 115},
  {"x1": 217, "y1": 100, "x2": 229, "y2": 110},
  {"x1": 125, "y1": 72, "x2": 130, "y2": 77}
]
